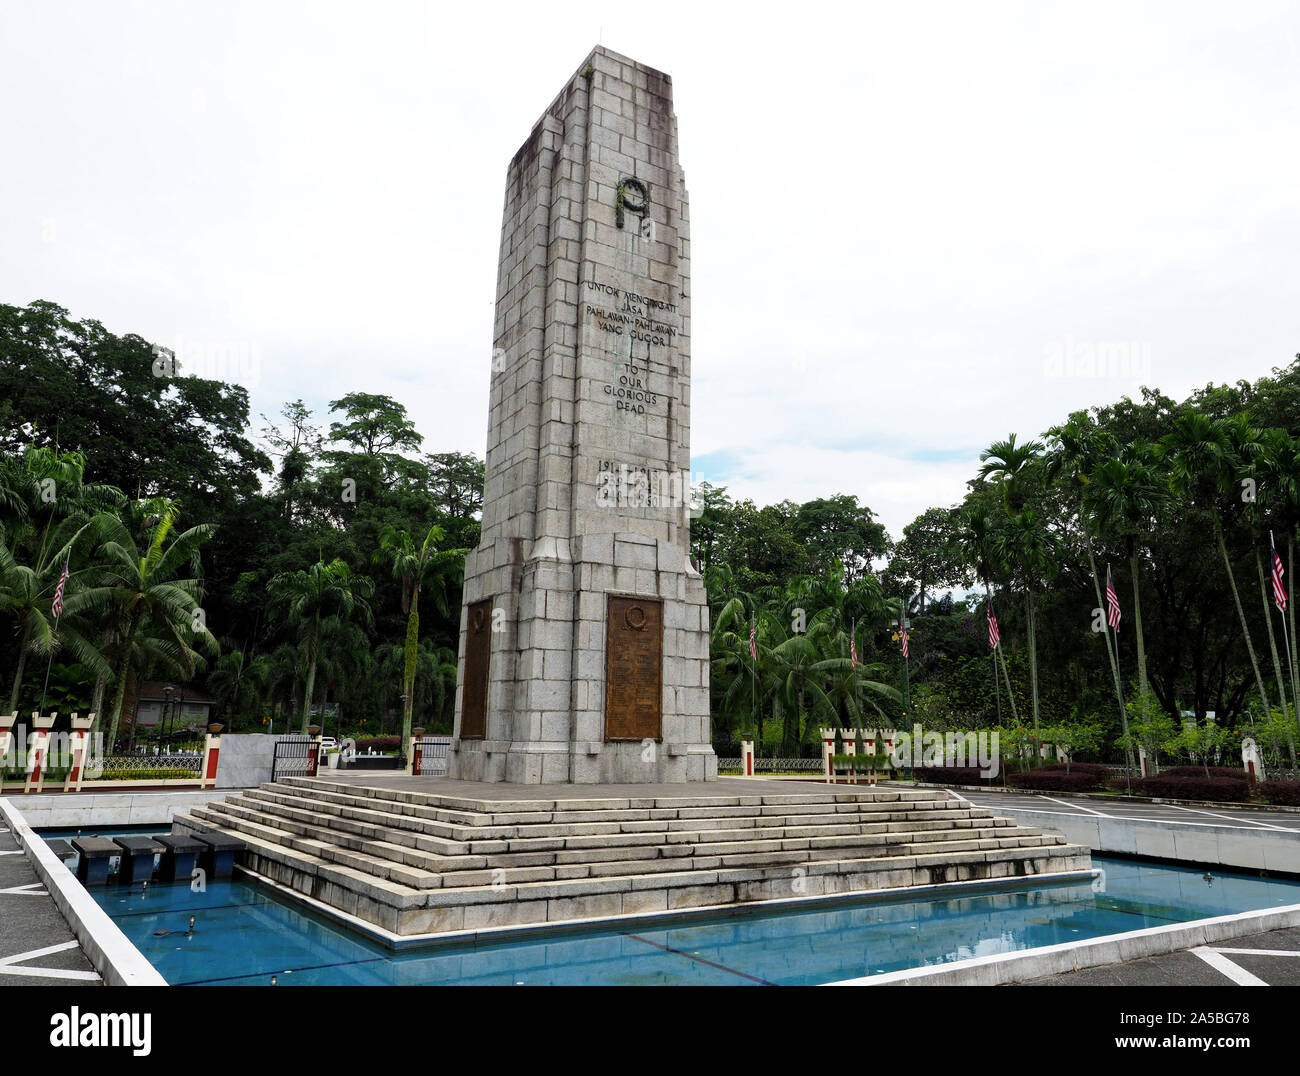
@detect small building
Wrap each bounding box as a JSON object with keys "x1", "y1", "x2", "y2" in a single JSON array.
[{"x1": 127, "y1": 681, "x2": 218, "y2": 736}]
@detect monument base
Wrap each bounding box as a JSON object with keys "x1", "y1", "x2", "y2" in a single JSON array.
[
  {"x1": 174, "y1": 773, "x2": 1092, "y2": 941},
  {"x1": 447, "y1": 738, "x2": 718, "y2": 784}
]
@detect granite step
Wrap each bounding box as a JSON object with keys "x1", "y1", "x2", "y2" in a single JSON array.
[
  {"x1": 175, "y1": 802, "x2": 1091, "y2": 936},
  {"x1": 190, "y1": 795, "x2": 1057, "y2": 893},
  {"x1": 227, "y1": 787, "x2": 1023, "y2": 865},
  {"x1": 246, "y1": 783, "x2": 1002, "y2": 844},
  {"x1": 173, "y1": 778, "x2": 1093, "y2": 938}
]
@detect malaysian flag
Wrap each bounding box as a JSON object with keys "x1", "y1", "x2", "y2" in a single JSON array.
[
  {"x1": 987, "y1": 600, "x2": 1000, "y2": 649},
  {"x1": 51, "y1": 563, "x2": 69, "y2": 619},
  {"x1": 1105, "y1": 564, "x2": 1122, "y2": 631},
  {"x1": 850, "y1": 619, "x2": 858, "y2": 669},
  {"x1": 899, "y1": 612, "x2": 909, "y2": 660},
  {"x1": 749, "y1": 617, "x2": 757, "y2": 661},
  {"x1": 1272, "y1": 537, "x2": 1289, "y2": 613}
]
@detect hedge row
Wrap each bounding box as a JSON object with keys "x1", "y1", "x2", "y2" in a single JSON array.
[
  {"x1": 913, "y1": 766, "x2": 995, "y2": 784},
  {"x1": 1006, "y1": 768, "x2": 1108, "y2": 792},
  {"x1": 1114, "y1": 775, "x2": 1250, "y2": 802},
  {"x1": 1157, "y1": 766, "x2": 1249, "y2": 782},
  {"x1": 1257, "y1": 781, "x2": 1300, "y2": 806}
]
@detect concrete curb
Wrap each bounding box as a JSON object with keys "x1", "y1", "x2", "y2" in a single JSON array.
[
  {"x1": 827, "y1": 901, "x2": 1300, "y2": 986},
  {"x1": 238, "y1": 859, "x2": 1099, "y2": 951},
  {"x1": 0, "y1": 797, "x2": 166, "y2": 986}
]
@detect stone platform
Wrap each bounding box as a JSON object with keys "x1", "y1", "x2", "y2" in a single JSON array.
[{"x1": 170, "y1": 775, "x2": 1092, "y2": 942}]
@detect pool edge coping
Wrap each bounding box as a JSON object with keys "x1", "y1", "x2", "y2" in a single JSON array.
[
  {"x1": 0, "y1": 796, "x2": 167, "y2": 987},
  {"x1": 234, "y1": 862, "x2": 1102, "y2": 952},
  {"x1": 826, "y1": 899, "x2": 1300, "y2": 986}
]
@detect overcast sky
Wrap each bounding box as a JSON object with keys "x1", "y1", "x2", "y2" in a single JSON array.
[{"x1": 3, "y1": 1, "x2": 1298, "y2": 538}]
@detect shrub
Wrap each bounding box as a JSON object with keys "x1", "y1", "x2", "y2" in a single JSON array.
[
  {"x1": 88, "y1": 768, "x2": 198, "y2": 781},
  {"x1": 1158, "y1": 766, "x2": 1249, "y2": 782},
  {"x1": 355, "y1": 736, "x2": 402, "y2": 753},
  {"x1": 1056, "y1": 762, "x2": 1111, "y2": 776},
  {"x1": 1006, "y1": 770, "x2": 1105, "y2": 793},
  {"x1": 1129, "y1": 775, "x2": 1252, "y2": 803},
  {"x1": 913, "y1": 766, "x2": 993, "y2": 785},
  {"x1": 1257, "y1": 781, "x2": 1300, "y2": 807}
]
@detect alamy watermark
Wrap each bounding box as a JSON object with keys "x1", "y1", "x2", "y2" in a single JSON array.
[
  {"x1": 1044, "y1": 337, "x2": 1152, "y2": 382},
  {"x1": 152, "y1": 337, "x2": 262, "y2": 387},
  {"x1": 1, "y1": 729, "x2": 105, "y2": 777}
]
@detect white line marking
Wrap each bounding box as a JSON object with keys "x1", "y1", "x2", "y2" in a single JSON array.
[
  {"x1": 0, "y1": 965, "x2": 101, "y2": 981},
  {"x1": 0, "y1": 883, "x2": 47, "y2": 895},
  {"x1": 965, "y1": 801, "x2": 1300, "y2": 833},
  {"x1": 1190, "y1": 946, "x2": 1268, "y2": 986},
  {"x1": 0, "y1": 850, "x2": 24, "y2": 856},
  {"x1": 0, "y1": 940, "x2": 80, "y2": 967},
  {"x1": 1212, "y1": 947, "x2": 1300, "y2": 958},
  {"x1": 1166, "y1": 804, "x2": 1292, "y2": 830},
  {"x1": 1038, "y1": 796, "x2": 1109, "y2": 817}
]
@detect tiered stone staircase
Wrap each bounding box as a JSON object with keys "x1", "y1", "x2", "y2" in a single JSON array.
[{"x1": 171, "y1": 778, "x2": 1091, "y2": 939}]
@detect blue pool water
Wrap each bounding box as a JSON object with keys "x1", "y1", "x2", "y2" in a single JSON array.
[{"x1": 82, "y1": 857, "x2": 1300, "y2": 986}]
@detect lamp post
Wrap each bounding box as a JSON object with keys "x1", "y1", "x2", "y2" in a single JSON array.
[{"x1": 162, "y1": 685, "x2": 173, "y2": 754}]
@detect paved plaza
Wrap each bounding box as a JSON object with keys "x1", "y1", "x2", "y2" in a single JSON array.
[
  {"x1": 0, "y1": 817, "x2": 100, "y2": 985},
  {"x1": 962, "y1": 789, "x2": 1300, "y2": 833}
]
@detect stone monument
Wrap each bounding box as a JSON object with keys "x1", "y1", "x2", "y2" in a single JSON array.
[{"x1": 448, "y1": 46, "x2": 716, "y2": 784}]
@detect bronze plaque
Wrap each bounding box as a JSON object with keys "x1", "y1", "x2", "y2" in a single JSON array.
[
  {"x1": 604, "y1": 595, "x2": 663, "y2": 741},
  {"x1": 460, "y1": 599, "x2": 492, "y2": 739}
]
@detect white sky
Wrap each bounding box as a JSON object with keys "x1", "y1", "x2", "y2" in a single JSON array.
[{"x1": 3, "y1": 1, "x2": 1298, "y2": 538}]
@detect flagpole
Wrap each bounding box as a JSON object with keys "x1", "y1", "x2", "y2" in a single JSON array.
[
  {"x1": 1105, "y1": 562, "x2": 1132, "y2": 773},
  {"x1": 38, "y1": 550, "x2": 71, "y2": 714},
  {"x1": 1273, "y1": 530, "x2": 1299, "y2": 743},
  {"x1": 851, "y1": 616, "x2": 860, "y2": 726}
]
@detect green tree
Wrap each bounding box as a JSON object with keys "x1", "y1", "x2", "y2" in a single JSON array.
[
  {"x1": 372, "y1": 524, "x2": 465, "y2": 745},
  {"x1": 73, "y1": 499, "x2": 217, "y2": 749},
  {"x1": 268, "y1": 558, "x2": 375, "y2": 733}
]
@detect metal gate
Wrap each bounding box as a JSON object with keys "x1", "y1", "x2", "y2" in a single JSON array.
[
  {"x1": 412, "y1": 736, "x2": 451, "y2": 777},
  {"x1": 272, "y1": 737, "x2": 319, "y2": 781}
]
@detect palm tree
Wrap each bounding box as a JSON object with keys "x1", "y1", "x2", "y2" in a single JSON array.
[
  {"x1": 73, "y1": 498, "x2": 217, "y2": 750},
  {"x1": 372, "y1": 524, "x2": 464, "y2": 745},
  {"x1": 1161, "y1": 412, "x2": 1272, "y2": 723},
  {"x1": 267, "y1": 558, "x2": 374, "y2": 732},
  {"x1": 1257, "y1": 427, "x2": 1300, "y2": 733},
  {"x1": 992, "y1": 510, "x2": 1052, "y2": 744},
  {"x1": 1045, "y1": 413, "x2": 1131, "y2": 752},
  {"x1": 978, "y1": 434, "x2": 1046, "y2": 513},
  {"x1": 958, "y1": 508, "x2": 1020, "y2": 725},
  {"x1": 1084, "y1": 440, "x2": 1168, "y2": 709}
]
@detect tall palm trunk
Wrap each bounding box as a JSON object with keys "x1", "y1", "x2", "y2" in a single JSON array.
[
  {"x1": 88, "y1": 672, "x2": 108, "y2": 740},
  {"x1": 1256, "y1": 548, "x2": 1293, "y2": 717},
  {"x1": 7, "y1": 621, "x2": 32, "y2": 713},
  {"x1": 300, "y1": 642, "x2": 319, "y2": 734},
  {"x1": 1086, "y1": 548, "x2": 1130, "y2": 765},
  {"x1": 1258, "y1": 547, "x2": 1298, "y2": 766},
  {"x1": 1217, "y1": 524, "x2": 1271, "y2": 722},
  {"x1": 1025, "y1": 591, "x2": 1041, "y2": 753},
  {"x1": 996, "y1": 641, "x2": 1019, "y2": 724},
  {"x1": 1290, "y1": 536, "x2": 1300, "y2": 742},
  {"x1": 1128, "y1": 541, "x2": 1150, "y2": 701},
  {"x1": 104, "y1": 616, "x2": 140, "y2": 752},
  {"x1": 401, "y1": 589, "x2": 420, "y2": 745}
]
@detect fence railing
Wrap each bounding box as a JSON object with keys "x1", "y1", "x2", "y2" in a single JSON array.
[
  {"x1": 272, "y1": 737, "x2": 319, "y2": 782},
  {"x1": 412, "y1": 736, "x2": 451, "y2": 777},
  {"x1": 87, "y1": 753, "x2": 204, "y2": 779},
  {"x1": 717, "y1": 757, "x2": 823, "y2": 774}
]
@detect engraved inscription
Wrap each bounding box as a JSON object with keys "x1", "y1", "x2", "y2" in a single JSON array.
[
  {"x1": 460, "y1": 598, "x2": 492, "y2": 739},
  {"x1": 604, "y1": 595, "x2": 663, "y2": 742}
]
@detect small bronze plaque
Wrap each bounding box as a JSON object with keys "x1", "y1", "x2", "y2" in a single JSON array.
[
  {"x1": 460, "y1": 598, "x2": 492, "y2": 739},
  {"x1": 604, "y1": 595, "x2": 663, "y2": 741}
]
